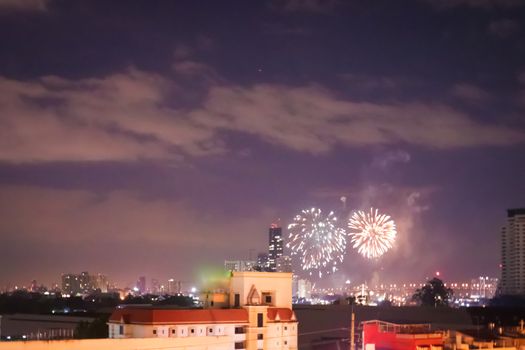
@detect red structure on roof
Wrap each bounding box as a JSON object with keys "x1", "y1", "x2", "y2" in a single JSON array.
[
  {"x1": 109, "y1": 307, "x2": 248, "y2": 325},
  {"x1": 267, "y1": 307, "x2": 295, "y2": 322},
  {"x1": 362, "y1": 320, "x2": 443, "y2": 350}
]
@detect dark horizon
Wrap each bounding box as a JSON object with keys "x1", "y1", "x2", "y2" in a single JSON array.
[{"x1": 0, "y1": 0, "x2": 524, "y2": 289}]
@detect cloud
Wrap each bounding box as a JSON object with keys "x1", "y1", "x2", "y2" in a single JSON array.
[
  {"x1": 488, "y1": 19, "x2": 521, "y2": 38},
  {"x1": 0, "y1": 0, "x2": 48, "y2": 12},
  {"x1": 339, "y1": 73, "x2": 409, "y2": 90},
  {"x1": 193, "y1": 83, "x2": 524, "y2": 153},
  {"x1": 371, "y1": 150, "x2": 411, "y2": 169},
  {"x1": 0, "y1": 68, "x2": 222, "y2": 163},
  {"x1": 518, "y1": 71, "x2": 525, "y2": 85},
  {"x1": 1, "y1": 69, "x2": 523, "y2": 163},
  {"x1": 270, "y1": 0, "x2": 340, "y2": 13},
  {"x1": 422, "y1": 0, "x2": 524, "y2": 10},
  {"x1": 451, "y1": 83, "x2": 492, "y2": 103},
  {"x1": 407, "y1": 191, "x2": 430, "y2": 213}
]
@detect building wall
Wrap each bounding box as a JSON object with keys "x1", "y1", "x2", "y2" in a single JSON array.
[
  {"x1": 500, "y1": 209, "x2": 525, "y2": 295},
  {"x1": 241, "y1": 306, "x2": 297, "y2": 350},
  {"x1": 362, "y1": 323, "x2": 443, "y2": 350},
  {"x1": 268, "y1": 226, "x2": 283, "y2": 272},
  {"x1": 109, "y1": 323, "x2": 241, "y2": 340},
  {"x1": 266, "y1": 322, "x2": 298, "y2": 350},
  {"x1": 229, "y1": 272, "x2": 293, "y2": 309},
  {"x1": 0, "y1": 336, "x2": 237, "y2": 350}
]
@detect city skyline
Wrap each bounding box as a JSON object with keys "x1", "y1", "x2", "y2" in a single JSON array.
[{"x1": 0, "y1": 0, "x2": 525, "y2": 287}]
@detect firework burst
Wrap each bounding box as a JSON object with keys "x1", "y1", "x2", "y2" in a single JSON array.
[
  {"x1": 287, "y1": 207, "x2": 347, "y2": 278},
  {"x1": 348, "y1": 208, "x2": 396, "y2": 259}
]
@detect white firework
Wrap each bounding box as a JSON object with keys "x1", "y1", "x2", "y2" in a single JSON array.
[
  {"x1": 348, "y1": 208, "x2": 397, "y2": 259},
  {"x1": 287, "y1": 207, "x2": 347, "y2": 278}
]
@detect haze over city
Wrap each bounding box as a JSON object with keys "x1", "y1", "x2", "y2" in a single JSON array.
[{"x1": 1, "y1": 0, "x2": 525, "y2": 289}]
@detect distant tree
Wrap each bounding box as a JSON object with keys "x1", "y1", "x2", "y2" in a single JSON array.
[
  {"x1": 75, "y1": 315, "x2": 109, "y2": 339},
  {"x1": 346, "y1": 296, "x2": 356, "y2": 305},
  {"x1": 412, "y1": 278, "x2": 453, "y2": 307},
  {"x1": 378, "y1": 299, "x2": 393, "y2": 307},
  {"x1": 156, "y1": 295, "x2": 195, "y2": 307}
]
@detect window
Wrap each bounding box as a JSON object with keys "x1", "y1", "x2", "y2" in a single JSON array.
[
  {"x1": 211, "y1": 301, "x2": 214, "y2": 306},
  {"x1": 257, "y1": 334, "x2": 263, "y2": 340},
  {"x1": 285, "y1": 341, "x2": 288, "y2": 345},
  {"x1": 284, "y1": 326, "x2": 288, "y2": 330},
  {"x1": 234, "y1": 293, "x2": 240, "y2": 307},
  {"x1": 235, "y1": 327, "x2": 245, "y2": 334},
  {"x1": 209, "y1": 328, "x2": 213, "y2": 333},
  {"x1": 171, "y1": 329, "x2": 175, "y2": 334},
  {"x1": 190, "y1": 328, "x2": 195, "y2": 334},
  {"x1": 119, "y1": 325, "x2": 123, "y2": 335},
  {"x1": 257, "y1": 313, "x2": 263, "y2": 327},
  {"x1": 262, "y1": 292, "x2": 273, "y2": 305},
  {"x1": 153, "y1": 329, "x2": 157, "y2": 335},
  {"x1": 235, "y1": 341, "x2": 245, "y2": 349}
]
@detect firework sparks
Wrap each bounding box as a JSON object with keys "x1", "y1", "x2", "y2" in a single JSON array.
[
  {"x1": 287, "y1": 207, "x2": 347, "y2": 278},
  {"x1": 348, "y1": 208, "x2": 397, "y2": 259}
]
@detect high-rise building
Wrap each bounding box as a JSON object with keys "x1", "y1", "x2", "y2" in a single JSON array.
[
  {"x1": 500, "y1": 208, "x2": 525, "y2": 295},
  {"x1": 276, "y1": 255, "x2": 293, "y2": 273},
  {"x1": 297, "y1": 278, "x2": 313, "y2": 299},
  {"x1": 151, "y1": 278, "x2": 160, "y2": 294},
  {"x1": 268, "y1": 223, "x2": 283, "y2": 272},
  {"x1": 137, "y1": 276, "x2": 146, "y2": 294},
  {"x1": 62, "y1": 272, "x2": 108, "y2": 295},
  {"x1": 167, "y1": 279, "x2": 182, "y2": 295},
  {"x1": 224, "y1": 260, "x2": 256, "y2": 272},
  {"x1": 470, "y1": 276, "x2": 498, "y2": 299},
  {"x1": 62, "y1": 274, "x2": 82, "y2": 295},
  {"x1": 256, "y1": 253, "x2": 269, "y2": 271},
  {"x1": 94, "y1": 274, "x2": 109, "y2": 293}
]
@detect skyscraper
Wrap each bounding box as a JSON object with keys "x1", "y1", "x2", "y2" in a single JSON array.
[
  {"x1": 256, "y1": 253, "x2": 269, "y2": 271},
  {"x1": 268, "y1": 223, "x2": 283, "y2": 272},
  {"x1": 62, "y1": 273, "x2": 81, "y2": 295},
  {"x1": 500, "y1": 208, "x2": 525, "y2": 295},
  {"x1": 276, "y1": 255, "x2": 293, "y2": 273},
  {"x1": 137, "y1": 276, "x2": 146, "y2": 294}
]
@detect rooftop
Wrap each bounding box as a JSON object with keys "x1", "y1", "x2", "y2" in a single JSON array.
[
  {"x1": 363, "y1": 320, "x2": 437, "y2": 335},
  {"x1": 508, "y1": 208, "x2": 525, "y2": 217},
  {"x1": 109, "y1": 307, "x2": 249, "y2": 325}
]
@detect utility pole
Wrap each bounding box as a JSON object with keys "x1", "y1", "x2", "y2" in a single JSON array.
[{"x1": 350, "y1": 307, "x2": 355, "y2": 350}]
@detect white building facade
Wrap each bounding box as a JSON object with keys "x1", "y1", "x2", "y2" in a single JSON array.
[
  {"x1": 500, "y1": 208, "x2": 525, "y2": 295},
  {"x1": 108, "y1": 271, "x2": 298, "y2": 350}
]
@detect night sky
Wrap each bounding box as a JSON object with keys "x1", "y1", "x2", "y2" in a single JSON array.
[{"x1": 1, "y1": 0, "x2": 524, "y2": 289}]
